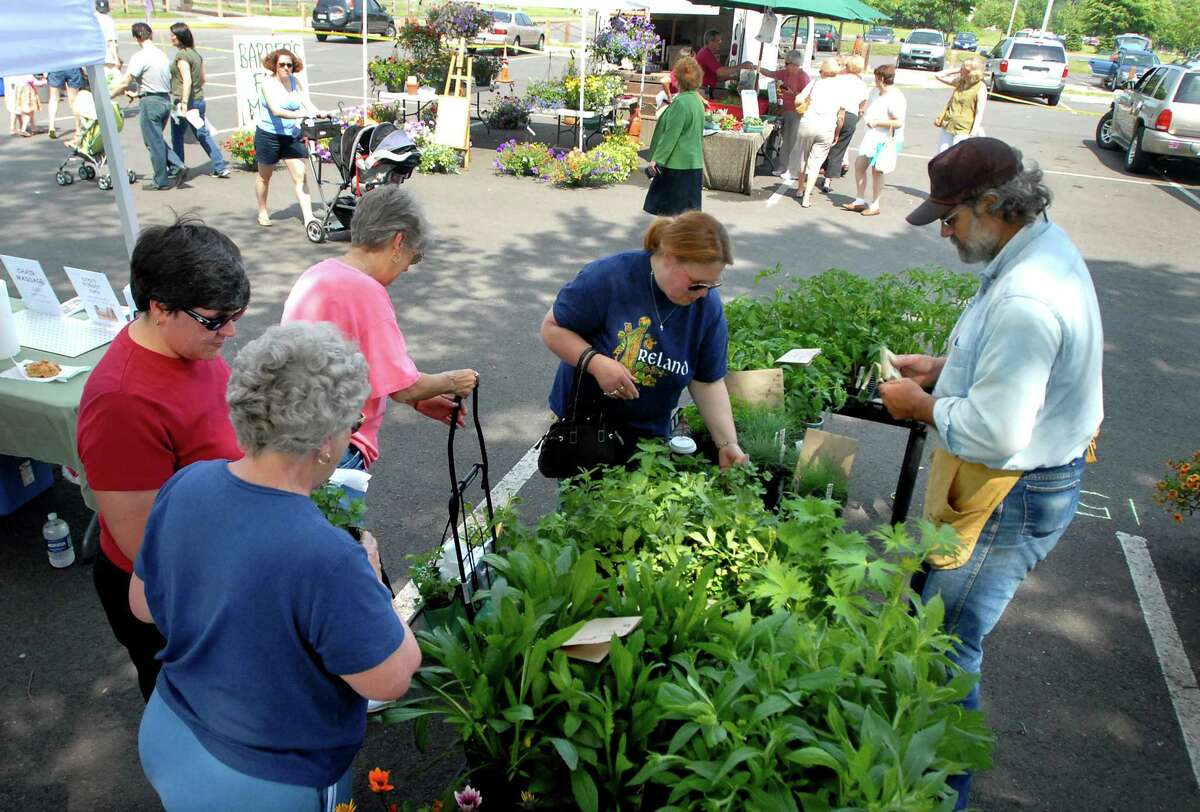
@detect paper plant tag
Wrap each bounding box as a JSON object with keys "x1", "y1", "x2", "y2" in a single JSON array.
[
  {"x1": 725, "y1": 368, "x2": 785, "y2": 409},
  {"x1": 776, "y1": 348, "x2": 822, "y2": 366},
  {"x1": 797, "y1": 429, "x2": 859, "y2": 479},
  {"x1": 560, "y1": 616, "x2": 642, "y2": 663}
]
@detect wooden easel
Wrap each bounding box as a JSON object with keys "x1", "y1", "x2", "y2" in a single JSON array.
[{"x1": 434, "y1": 38, "x2": 474, "y2": 168}]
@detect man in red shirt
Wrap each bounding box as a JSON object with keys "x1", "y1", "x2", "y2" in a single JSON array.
[{"x1": 696, "y1": 29, "x2": 752, "y2": 97}]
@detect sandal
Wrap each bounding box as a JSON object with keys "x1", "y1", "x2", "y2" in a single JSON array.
[
  {"x1": 861, "y1": 208, "x2": 881, "y2": 216},
  {"x1": 843, "y1": 202, "x2": 867, "y2": 212},
  {"x1": 256, "y1": 215, "x2": 273, "y2": 227}
]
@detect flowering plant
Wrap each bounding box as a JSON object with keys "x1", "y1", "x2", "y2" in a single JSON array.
[
  {"x1": 224, "y1": 129, "x2": 257, "y2": 169},
  {"x1": 403, "y1": 119, "x2": 432, "y2": 144},
  {"x1": 591, "y1": 14, "x2": 663, "y2": 65},
  {"x1": 493, "y1": 133, "x2": 635, "y2": 187},
  {"x1": 312, "y1": 138, "x2": 334, "y2": 164},
  {"x1": 368, "y1": 55, "x2": 409, "y2": 89},
  {"x1": 369, "y1": 101, "x2": 405, "y2": 125},
  {"x1": 426, "y1": 1, "x2": 491, "y2": 42},
  {"x1": 524, "y1": 78, "x2": 568, "y2": 110},
  {"x1": 545, "y1": 145, "x2": 627, "y2": 187},
  {"x1": 418, "y1": 142, "x2": 463, "y2": 174},
  {"x1": 561, "y1": 74, "x2": 626, "y2": 112},
  {"x1": 1154, "y1": 451, "x2": 1200, "y2": 523},
  {"x1": 492, "y1": 139, "x2": 558, "y2": 177},
  {"x1": 484, "y1": 95, "x2": 531, "y2": 129}
]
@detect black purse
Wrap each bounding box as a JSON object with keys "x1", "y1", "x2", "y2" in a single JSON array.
[{"x1": 537, "y1": 348, "x2": 629, "y2": 479}]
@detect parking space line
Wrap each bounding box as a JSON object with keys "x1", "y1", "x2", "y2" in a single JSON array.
[
  {"x1": 1116, "y1": 531, "x2": 1200, "y2": 794},
  {"x1": 899, "y1": 150, "x2": 1200, "y2": 192}
]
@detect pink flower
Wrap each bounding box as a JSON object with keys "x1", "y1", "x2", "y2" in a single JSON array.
[{"x1": 454, "y1": 785, "x2": 483, "y2": 811}]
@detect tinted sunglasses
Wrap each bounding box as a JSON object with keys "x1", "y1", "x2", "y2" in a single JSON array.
[
  {"x1": 686, "y1": 280, "x2": 723, "y2": 292},
  {"x1": 277, "y1": 62, "x2": 294, "y2": 69},
  {"x1": 180, "y1": 306, "x2": 246, "y2": 331}
]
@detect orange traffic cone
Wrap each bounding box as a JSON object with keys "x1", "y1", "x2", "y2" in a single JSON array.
[{"x1": 499, "y1": 57, "x2": 511, "y2": 83}]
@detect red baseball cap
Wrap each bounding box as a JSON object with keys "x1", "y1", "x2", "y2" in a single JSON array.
[{"x1": 906, "y1": 137, "x2": 1021, "y2": 226}]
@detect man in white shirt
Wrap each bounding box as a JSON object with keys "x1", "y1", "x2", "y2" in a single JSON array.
[
  {"x1": 110, "y1": 22, "x2": 187, "y2": 190},
  {"x1": 880, "y1": 137, "x2": 1103, "y2": 811},
  {"x1": 95, "y1": 0, "x2": 121, "y2": 69}
]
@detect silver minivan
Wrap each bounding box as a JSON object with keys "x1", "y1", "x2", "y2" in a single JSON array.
[
  {"x1": 984, "y1": 36, "x2": 1069, "y2": 106},
  {"x1": 1096, "y1": 64, "x2": 1200, "y2": 173}
]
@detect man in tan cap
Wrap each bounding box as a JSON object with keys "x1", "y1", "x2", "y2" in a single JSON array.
[{"x1": 879, "y1": 137, "x2": 1104, "y2": 809}]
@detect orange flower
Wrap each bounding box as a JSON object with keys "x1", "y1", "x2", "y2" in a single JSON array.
[
  {"x1": 1168, "y1": 490, "x2": 1179, "y2": 500},
  {"x1": 368, "y1": 768, "x2": 394, "y2": 793},
  {"x1": 1181, "y1": 463, "x2": 1191, "y2": 475},
  {"x1": 430, "y1": 801, "x2": 444, "y2": 812},
  {"x1": 1174, "y1": 513, "x2": 1184, "y2": 523}
]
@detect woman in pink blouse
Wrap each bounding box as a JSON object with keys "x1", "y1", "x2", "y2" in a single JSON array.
[{"x1": 281, "y1": 186, "x2": 478, "y2": 472}]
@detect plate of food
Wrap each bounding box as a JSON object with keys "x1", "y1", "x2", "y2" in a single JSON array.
[{"x1": 2, "y1": 358, "x2": 92, "y2": 383}]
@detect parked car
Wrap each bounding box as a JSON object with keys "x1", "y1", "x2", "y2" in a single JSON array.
[
  {"x1": 1096, "y1": 63, "x2": 1200, "y2": 173},
  {"x1": 864, "y1": 25, "x2": 894, "y2": 44},
  {"x1": 953, "y1": 32, "x2": 978, "y2": 52},
  {"x1": 312, "y1": 0, "x2": 395, "y2": 42},
  {"x1": 1083, "y1": 35, "x2": 1100, "y2": 47},
  {"x1": 471, "y1": 9, "x2": 544, "y2": 52},
  {"x1": 1088, "y1": 47, "x2": 1160, "y2": 88},
  {"x1": 1115, "y1": 33, "x2": 1151, "y2": 51},
  {"x1": 984, "y1": 35, "x2": 1069, "y2": 106},
  {"x1": 897, "y1": 29, "x2": 946, "y2": 71},
  {"x1": 812, "y1": 23, "x2": 840, "y2": 52},
  {"x1": 778, "y1": 19, "x2": 839, "y2": 52}
]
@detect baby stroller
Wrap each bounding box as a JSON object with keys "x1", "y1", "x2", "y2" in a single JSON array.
[
  {"x1": 54, "y1": 89, "x2": 136, "y2": 191},
  {"x1": 302, "y1": 119, "x2": 420, "y2": 244}
]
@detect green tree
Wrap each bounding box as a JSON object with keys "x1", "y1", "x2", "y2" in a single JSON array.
[
  {"x1": 875, "y1": 0, "x2": 973, "y2": 29},
  {"x1": 1156, "y1": 0, "x2": 1200, "y2": 51},
  {"x1": 973, "y1": 0, "x2": 1034, "y2": 30},
  {"x1": 1079, "y1": 0, "x2": 1159, "y2": 37}
]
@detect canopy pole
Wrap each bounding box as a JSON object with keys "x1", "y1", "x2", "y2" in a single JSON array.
[
  {"x1": 802, "y1": 15, "x2": 815, "y2": 72},
  {"x1": 579, "y1": 4, "x2": 588, "y2": 151},
  {"x1": 362, "y1": 7, "x2": 369, "y2": 112},
  {"x1": 87, "y1": 64, "x2": 138, "y2": 258}
]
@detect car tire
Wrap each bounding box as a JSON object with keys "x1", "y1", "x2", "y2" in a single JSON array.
[
  {"x1": 1047, "y1": 92, "x2": 1061, "y2": 106},
  {"x1": 1125, "y1": 124, "x2": 1150, "y2": 173},
  {"x1": 513, "y1": 36, "x2": 520, "y2": 52},
  {"x1": 934, "y1": 60, "x2": 944, "y2": 71},
  {"x1": 1096, "y1": 109, "x2": 1120, "y2": 150},
  {"x1": 384, "y1": 22, "x2": 396, "y2": 38},
  {"x1": 316, "y1": 33, "x2": 327, "y2": 41},
  {"x1": 537, "y1": 34, "x2": 545, "y2": 51}
]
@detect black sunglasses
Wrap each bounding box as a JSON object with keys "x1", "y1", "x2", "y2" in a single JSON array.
[
  {"x1": 180, "y1": 306, "x2": 246, "y2": 332},
  {"x1": 687, "y1": 280, "x2": 723, "y2": 292},
  {"x1": 351, "y1": 412, "x2": 366, "y2": 433},
  {"x1": 277, "y1": 62, "x2": 294, "y2": 68}
]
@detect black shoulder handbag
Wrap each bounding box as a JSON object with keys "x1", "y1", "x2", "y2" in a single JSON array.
[{"x1": 537, "y1": 349, "x2": 629, "y2": 479}]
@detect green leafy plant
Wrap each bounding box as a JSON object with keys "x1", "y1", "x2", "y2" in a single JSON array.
[
  {"x1": 407, "y1": 547, "x2": 461, "y2": 609},
  {"x1": 418, "y1": 142, "x2": 463, "y2": 174},
  {"x1": 310, "y1": 483, "x2": 365, "y2": 530},
  {"x1": 793, "y1": 457, "x2": 849, "y2": 504},
  {"x1": 368, "y1": 54, "x2": 409, "y2": 89},
  {"x1": 485, "y1": 95, "x2": 532, "y2": 130},
  {"x1": 493, "y1": 139, "x2": 557, "y2": 177},
  {"x1": 1153, "y1": 451, "x2": 1200, "y2": 523}
]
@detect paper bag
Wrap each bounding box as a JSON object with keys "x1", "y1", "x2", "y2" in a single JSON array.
[
  {"x1": 560, "y1": 616, "x2": 642, "y2": 663},
  {"x1": 724, "y1": 368, "x2": 785, "y2": 409},
  {"x1": 797, "y1": 429, "x2": 859, "y2": 478}
]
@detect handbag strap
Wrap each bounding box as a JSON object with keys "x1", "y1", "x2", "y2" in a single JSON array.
[{"x1": 565, "y1": 347, "x2": 599, "y2": 422}]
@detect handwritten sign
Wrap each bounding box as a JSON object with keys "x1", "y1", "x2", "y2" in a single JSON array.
[
  {"x1": 64, "y1": 266, "x2": 126, "y2": 328},
  {"x1": 0, "y1": 255, "x2": 61, "y2": 316},
  {"x1": 233, "y1": 36, "x2": 308, "y2": 129}
]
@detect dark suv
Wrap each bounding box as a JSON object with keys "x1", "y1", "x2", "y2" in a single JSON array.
[{"x1": 312, "y1": 0, "x2": 396, "y2": 42}]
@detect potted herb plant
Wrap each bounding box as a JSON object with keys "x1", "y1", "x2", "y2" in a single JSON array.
[
  {"x1": 733, "y1": 401, "x2": 800, "y2": 511},
  {"x1": 407, "y1": 547, "x2": 465, "y2": 630}
]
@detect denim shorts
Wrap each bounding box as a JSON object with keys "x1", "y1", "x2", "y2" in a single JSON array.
[
  {"x1": 47, "y1": 69, "x2": 86, "y2": 90},
  {"x1": 254, "y1": 128, "x2": 308, "y2": 165}
]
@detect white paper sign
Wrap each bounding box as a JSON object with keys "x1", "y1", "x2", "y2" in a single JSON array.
[
  {"x1": 122, "y1": 284, "x2": 136, "y2": 318},
  {"x1": 776, "y1": 348, "x2": 822, "y2": 365},
  {"x1": 767, "y1": 81, "x2": 778, "y2": 104},
  {"x1": 1, "y1": 256, "x2": 62, "y2": 316},
  {"x1": 740, "y1": 89, "x2": 760, "y2": 121},
  {"x1": 64, "y1": 267, "x2": 125, "y2": 330},
  {"x1": 756, "y1": 11, "x2": 778, "y2": 43},
  {"x1": 233, "y1": 35, "x2": 308, "y2": 129}
]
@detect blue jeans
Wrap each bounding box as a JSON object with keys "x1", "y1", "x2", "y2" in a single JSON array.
[
  {"x1": 170, "y1": 99, "x2": 227, "y2": 173},
  {"x1": 138, "y1": 93, "x2": 185, "y2": 187},
  {"x1": 918, "y1": 455, "x2": 1085, "y2": 808},
  {"x1": 140, "y1": 691, "x2": 352, "y2": 811}
]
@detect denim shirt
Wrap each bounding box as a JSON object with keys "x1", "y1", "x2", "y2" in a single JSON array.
[{"x1": 932, "y1": 218, "x2": 1104, "y2": 471}]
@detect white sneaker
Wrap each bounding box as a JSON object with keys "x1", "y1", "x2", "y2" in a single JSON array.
[{"x1": 778, "y1": 171, "x2": 795, "y2": 182}]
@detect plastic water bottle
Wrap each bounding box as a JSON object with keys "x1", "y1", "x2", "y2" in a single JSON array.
[{"x1": 43, "y1": 513, "x2": 75, "y2": 569}]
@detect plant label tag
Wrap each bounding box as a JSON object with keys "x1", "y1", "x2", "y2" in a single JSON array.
[
  {"x1": 560, "y1": 616, "x2": 641, "y2": 663},
  {"x1": 776, "y1": 348, "x2": 822, "y2": 365},
  {"x1": 797, "y1": 429, "x2": 859, "y2": 478},
  {"x1": 64, "y1": 266, "x2": 125, "y2": 331},
  {"x1": 1, "y1": 256, "x2": 62, "y2": 317},
  {"x1": 740, "y1": 89, "x2": 760, "y2": 120},
  {"x1": 725, "y1": 368, "x2": 785, "y2": 409}
]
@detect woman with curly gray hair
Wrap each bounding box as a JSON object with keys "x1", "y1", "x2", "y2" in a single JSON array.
[
  {"x1": 130, "y1": 322, "x2": 420, "y2": 811},
  {"x1": 282, "y1": 185, "x2": 478, "y2": 474}
]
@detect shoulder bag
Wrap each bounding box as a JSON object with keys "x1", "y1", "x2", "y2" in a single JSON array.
[{"x1": 536, "y1": 348, "x2": 629, "y2": 479}]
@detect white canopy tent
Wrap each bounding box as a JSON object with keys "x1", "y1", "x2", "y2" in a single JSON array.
[{"x1": 1, "y1": 0, "x2": 139, "y2": 258}]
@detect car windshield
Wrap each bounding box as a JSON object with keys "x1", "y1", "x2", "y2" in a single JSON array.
[
  {"x1": 1121, "y1": 52, "x2": 1157, "y2": 66},
  {"x1": 1009, "y1": 43, "x2": 1067, "y2": 62},
  {"x1": 490, "y1": 11, "x2": 510, "y2": 22},
  {"x1": 815, "y1": 24, "x2": 833, "y2": 33},
  {"x1": 1175, "y1": 73, "x2": 1200, "y2": 103},
  {"x1": 908, "y1": 32, "x2": 943, "y2": 45},
  {"x1": 957, "y1": 33, "x2": 975, "y2": 40},
  {"x1": 1117, "y1": 36, "x2": 1150, "y2": 49},
  {"x1": 870, "y1": 27, "x2": 891, "y2": 34}
]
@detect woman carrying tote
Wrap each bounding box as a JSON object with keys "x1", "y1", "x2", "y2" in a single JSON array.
[
  {"x1": 845, "y1": 64, "x2": 906, "y2": 216},
  {"x1": 540, "y1": 212, "x2": 748, "y2": 473},
  {"x1": 643, "y1": 56, "x2": 706, "y2": 215},
  {"x1": 933, "y1": 57, "x2": 986, "y2": 153},
  {"x1": 254, "y1": 48, "x2": 319, "y2": 228}
]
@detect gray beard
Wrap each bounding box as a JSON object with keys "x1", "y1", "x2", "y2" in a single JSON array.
[{"x1": 951, "y1": 218, "x2": 1001, "y2": 264}]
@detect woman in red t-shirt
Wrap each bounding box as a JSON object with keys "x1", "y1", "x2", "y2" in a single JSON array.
[
  {"x1": 77, "y1": 217, "x2": 251, "y2": 701},
  {"x1": 757, "y1": 49, "x2": 810, "y2": 179}
]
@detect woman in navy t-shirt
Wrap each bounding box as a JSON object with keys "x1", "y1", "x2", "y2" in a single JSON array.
[{"x1": 541, "y1": 211, "x2": 749, "y2": 468}]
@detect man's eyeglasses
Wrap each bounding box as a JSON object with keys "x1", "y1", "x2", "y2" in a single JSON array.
[
  {"x1": 687, "y1": 279, "x2": 723, "y2": 292},
  {"x1": 351, "y1": 412, "x2": 366, "y2": 433},
  {"x1": 180, "y1": 307, "x2": 246, "y2": 332},
  {"x1": 940, "y1": 206, "x2": 966, "y2": 229}
]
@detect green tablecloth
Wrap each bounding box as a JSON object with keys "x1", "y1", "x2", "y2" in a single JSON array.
[
  {"x1": 702, "y1": 124, "x2": 772, "y2": 196},
  {"x1": 0, "y1": 298, "x2": 112, "y2": 509}
]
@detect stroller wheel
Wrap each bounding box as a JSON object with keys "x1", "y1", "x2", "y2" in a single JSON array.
[
  {"x1": 97, "y1": 175, "x2": 113, "y2": 191},
  {"x1": 56, "y1": 172, "x2": 70, "y2": 186},
  {"x1": 306, "y1": 219, "x2": 326, "y2": 244},
  {"x1": 127, "y1": 170, "x2": 137, "y2": 184},
  {"x1": 79, "y1": 165, "x2": 96, "y2": 181}
]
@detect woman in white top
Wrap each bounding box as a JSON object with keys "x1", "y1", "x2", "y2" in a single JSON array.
[
  {"x1": 818, "y1": 54, "x2": 869, "y2": 193},
  {"x1": 845, "y1": 64, "x2": 906, "y2": 216},
  {"x1": 790, "y1": 58, "x2": 845, "y2": 208}
]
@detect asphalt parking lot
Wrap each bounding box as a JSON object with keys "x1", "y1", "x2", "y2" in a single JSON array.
[{"x1": 1, "y1": 16, "x2": 1198, "y2": 810}]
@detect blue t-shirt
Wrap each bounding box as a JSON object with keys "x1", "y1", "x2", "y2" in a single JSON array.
[
  {"x1": 135, "y1": 460, "x2": 405, "y2": 788},
  {"x1": 548, "y1": 250, "x2": 728, "y2": 437}
]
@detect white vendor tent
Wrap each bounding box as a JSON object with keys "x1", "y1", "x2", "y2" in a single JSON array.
[{"x1": 0, "y1": 0, "x2": 139, "y2": 258}]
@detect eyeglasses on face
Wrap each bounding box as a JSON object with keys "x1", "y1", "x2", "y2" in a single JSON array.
[
  {"x1": 686, "y1": 279, "x2": 723, "y2": 292},
  {"x1": 180, "y1": 306, "x2": 246, "y2": 331},
  {"x1": 277, "y1": 61, "x2": 294, "y2": 69},
  {"x1": 940, "y1": 205, "x2": 967, "y2": 229},
  {"x1": 351, "y1": 412, "x2": 366, "y2": 433}
]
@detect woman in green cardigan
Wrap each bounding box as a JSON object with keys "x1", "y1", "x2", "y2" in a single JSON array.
[{"x1": 644, "y1": 56, "x2": 706, "y2": 215}]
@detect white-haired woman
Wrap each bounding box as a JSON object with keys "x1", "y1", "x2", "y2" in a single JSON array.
[
  {"x1": 282, "y1": 185, "x2": 478, "y2": 473},
  {"x1": 757, "y1": 49, "x2": 810, "y2": 179},
  {"x1": 790, "y1": 58, "x2": 845, "y2": 208},
  {"x1": 819, "y1": 54, "x2": 868, "y2": 193},
  {"x1": 934, "y1": 56, "x2": 986, "y2": 153},
  {"x1": 132, "y1": 322, "x2": 421, "y2": 810}
]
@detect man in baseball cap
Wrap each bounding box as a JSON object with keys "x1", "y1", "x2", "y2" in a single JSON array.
[{"x1": 879, "y1": 137, "x2": 1104, "y2": 809}]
